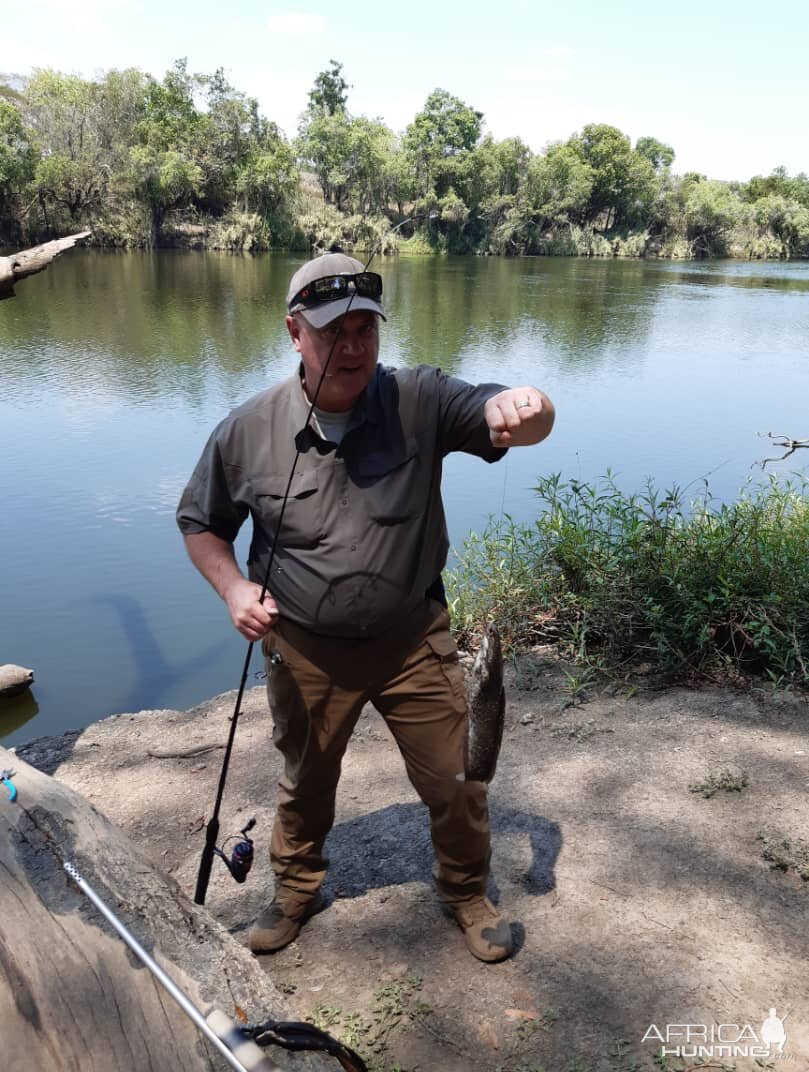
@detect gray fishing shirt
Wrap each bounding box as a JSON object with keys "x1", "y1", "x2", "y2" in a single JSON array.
[{"x1": 176, "y1": 363, "x2": 507, "y2": 638}]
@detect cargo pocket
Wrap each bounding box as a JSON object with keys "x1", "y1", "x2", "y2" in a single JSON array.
[
  {"x1": 424, "y1": 629, "x2": 466, "y2": 703},
  {"x1": 252, "y1": 471, "x2": 323, "y2": 549}
]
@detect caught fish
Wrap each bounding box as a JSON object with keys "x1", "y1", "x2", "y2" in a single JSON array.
[{"x1": 465, "y1": 623, "x2": 505, "y2": 782}]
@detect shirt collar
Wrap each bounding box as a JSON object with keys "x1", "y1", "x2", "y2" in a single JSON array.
[{"x1": 295, "y1": 363, "x2": 384, "y2": 430}]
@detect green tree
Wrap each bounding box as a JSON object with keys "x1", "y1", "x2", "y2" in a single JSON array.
[
  {"x1": 635, "y1": 136, "x2": 675, "y2": 172},
  {"x1": 137, "y1": 58, "x2": 201, "y2": 153},
  {"x1": 464, "y1": 135, "x2": 531, "y2": 210},
  {"x1": 297, "y1": 108, "x2": 353, "y2": 208},
  {"x1": 570, "y1": 123, "x2": 657, "y2": 229},
  {"x1": 297, "y1": 63, "x2": 398, "y2": 216},
  {"x1": 753, "y1": 193, "x2": 809, "y2": 257},
  {"x1": 528, "y1": 142, "x2": 594, "y2": 229},
  {"x1": 236, "y1": 121, "x2": 299, "y2": 241},
  {"x1": 306, "y1": 59, "x2": 349, "y2": 116},
  {"x1": 298, "y1": 62, "x2": 353, "y2": 208},
  {"x1": 744, "y1": 167, "x2": 809, "y2": 210},
  {"x1": 131, "y1": 60, "x2": 206, "y2": 236},
  {"x1": 403, "y1": 88, "x2": 483, "y2": 199},
  {"x1": 685, "y1": 179, "x2": 740, "y2": 255},
  {"x1": 196, "y1": 68, "x2": 263, "y2": 214},
  {"x1": 23, "y1": 69, "x2": 113, "y2": 229},
  {"x1": 0, "y1": 99, "x2": 36, "y2": 239},
  {"x1": 483, "y1": 142, "x2": 594, "y2": 254}
]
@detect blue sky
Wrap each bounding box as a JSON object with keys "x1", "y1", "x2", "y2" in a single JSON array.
[{"x1": 8, "y1": 0, "x2": 807, "y2": 181}]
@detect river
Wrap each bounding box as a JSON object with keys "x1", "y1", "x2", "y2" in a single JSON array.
[{"x1": 1, "y1": 251, "x2": 807, "y2": 746}]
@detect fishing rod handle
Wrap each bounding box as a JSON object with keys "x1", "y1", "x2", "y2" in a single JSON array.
[
  {"x1": 194, "y1": 815, "x2": 220, "y2": 905},
  {"x1": 206, "y1": 1009, "x2": 282, "y2": 1071}
]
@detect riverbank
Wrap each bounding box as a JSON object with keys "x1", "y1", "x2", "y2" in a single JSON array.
[
  {"x1": 61, "y1": 211, "x2": 809, "y2": 260},
  {"x1": 13, "y1": 650, "x2": 809, "y2": 1072}
]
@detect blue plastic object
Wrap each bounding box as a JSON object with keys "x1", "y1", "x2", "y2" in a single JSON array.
[{"x1": 1, "y1": 769, "x2": 17, "y2": 802}]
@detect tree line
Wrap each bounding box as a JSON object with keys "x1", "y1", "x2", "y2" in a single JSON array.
[{"x1": 2, "y1": 59, "x2": 808, "y2": 258}]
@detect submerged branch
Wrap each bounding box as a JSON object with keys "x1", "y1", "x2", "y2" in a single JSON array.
[{"x1": 758, "y1": 432, "x2": 809, "y2": 467}]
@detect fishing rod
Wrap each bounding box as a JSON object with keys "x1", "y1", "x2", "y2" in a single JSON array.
[
  {"x1": 64, "y1": 861, "x2": 368, "y2": 1071},
  {"x1": 64, "y1": 861, "x2": 276, "y2": 1072},
  {"x1": 194, "y1": 213, "x2": 433, "y2": 907}
]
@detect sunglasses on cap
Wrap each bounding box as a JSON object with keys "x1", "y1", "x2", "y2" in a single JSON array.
[{"x1": 289, "y1": 271, "x2": 383, "y2": 310}]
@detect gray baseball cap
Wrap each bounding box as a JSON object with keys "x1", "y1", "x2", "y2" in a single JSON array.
[{"x1": 286, "y1": 252, "x2": 386, "y2": 329}]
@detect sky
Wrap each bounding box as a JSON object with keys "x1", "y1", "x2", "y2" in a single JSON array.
[{"x1": 7, "y1": 0, "x2": 808, "y2": 181}]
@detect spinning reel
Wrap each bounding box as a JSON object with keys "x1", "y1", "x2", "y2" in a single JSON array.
[{"x1": 212, "y1": 818, "x2": 256, "y2": 884}]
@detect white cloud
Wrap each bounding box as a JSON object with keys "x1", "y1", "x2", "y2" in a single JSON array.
[
  {"x1": 542, "y1": 45, "x2": 575, "y2": 58},
  {"x1": 266, "y1": 13, "x2": 328, "y2": 34}
]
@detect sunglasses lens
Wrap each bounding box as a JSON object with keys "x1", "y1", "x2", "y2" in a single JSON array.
[
  {"x1": 312, "y1": 276, "x2": 348, "y2": 299},
  {"x1": 291, "y1": 272, "x2": 383, "y2": 310},
  {"x1": 355, "y1": 273, "x2": 382, "y2": 299}
]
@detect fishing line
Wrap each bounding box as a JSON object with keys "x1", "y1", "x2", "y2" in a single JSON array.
[{"x1": 194, "y1": 219, "x2": 421, "y2": 906}]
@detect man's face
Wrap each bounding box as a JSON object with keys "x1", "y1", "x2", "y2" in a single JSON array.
[{"x1": 286, "y1": 309, "x2": 380, "y2": 412}]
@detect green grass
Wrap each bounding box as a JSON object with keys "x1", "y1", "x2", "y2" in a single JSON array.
[
  {"x1": 689, "y1": 767, "x2": 749, "y2": 798},
  {"x1": 306, "y1": 974, "x2": 429, "y2": 1072},
  {"x1": 758, "y1": 833, "x2": 809, "y2": 879},
  {"x1": 447, "y1": 473, "x2": 809, "y2": 686}
]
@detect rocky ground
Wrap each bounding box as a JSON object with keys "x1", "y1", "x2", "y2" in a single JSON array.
[{"x1": 15, "y1": 650, "x2": 809, "y2": 1072}]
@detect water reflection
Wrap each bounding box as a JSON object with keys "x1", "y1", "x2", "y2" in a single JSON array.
[
  {"x1": 0, "y1": 250, "x2": 295, "y2": 410},
  {"x1": 1, "y1": 251, "x2": 806, "y2": 748},
  {"x1": 648, "y1": 260, "x2": 809, "y2": 291},
  {"x1": 0, "y1": 691, "x2": 39, "y2": 740}
]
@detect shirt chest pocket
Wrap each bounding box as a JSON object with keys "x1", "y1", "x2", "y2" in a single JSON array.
[
  {"x1": 251, "y1": 472, "x2": 323, "y2": 549},
  {"x1": 356, "y1": 437, "x2": 421, "y2": 524}
]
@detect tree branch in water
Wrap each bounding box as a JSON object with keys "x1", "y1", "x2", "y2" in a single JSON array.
[
  {"x1": 758, "y1": 432, "x2": 809, "y2": 467},
  {"x1": 0, "y1": 231, "x2": 92, "y2": 300}
]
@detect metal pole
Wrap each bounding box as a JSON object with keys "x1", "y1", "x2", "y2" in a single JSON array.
[{"x1": 64, "y1": 861, "x2": 254, "y2": 1072}]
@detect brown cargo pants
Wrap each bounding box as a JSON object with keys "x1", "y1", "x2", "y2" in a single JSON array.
[{"x1": 261, "y1": 600, "x2": 490, "y2": 912}]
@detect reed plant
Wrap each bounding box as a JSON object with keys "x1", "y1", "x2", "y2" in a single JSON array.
[{"x1": 447, "y1": 473, "x2": 809, "y2": 686}]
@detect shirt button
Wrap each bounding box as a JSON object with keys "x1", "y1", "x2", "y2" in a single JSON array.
[
  {"x1": 350, "y1": 543, "x2": 357, "y2": 551},
  {"x1": 340, "y1": 498, "x2": 348, "y2": 507}
]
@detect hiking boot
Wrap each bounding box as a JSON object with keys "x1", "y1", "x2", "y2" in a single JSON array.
[
  {"x1": 247, "y1": 891, "x2": 325, "y2": 954},
  {"x1": 449, "y1": 896, "x2": 513, "y2": 962}
]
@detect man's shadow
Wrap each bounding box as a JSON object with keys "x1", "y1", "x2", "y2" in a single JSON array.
[
  {"x1": 89, "y1": 594, "x2": 224, "y2": 714},
  {"x1": 324, "y1": 799, "x2": 561, "y2": 951}
]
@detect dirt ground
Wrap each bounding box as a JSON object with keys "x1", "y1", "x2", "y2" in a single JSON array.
[{"x1": 15, "y1": 650, "x2": 809, "y2": 1072}]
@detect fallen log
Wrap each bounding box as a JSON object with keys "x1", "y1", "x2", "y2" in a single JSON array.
[
  {"x1": 0, "y1": 745, "x2": 331, "y2": 1072},
  {"x1": 0, "y1": 231, "x2": 92, "y2": 299}
]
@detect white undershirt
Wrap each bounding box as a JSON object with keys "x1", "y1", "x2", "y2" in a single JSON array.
[{"x1": 311, "y1": 405, "x2": 351, "y2": 445}]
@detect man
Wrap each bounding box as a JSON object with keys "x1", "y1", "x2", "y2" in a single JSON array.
[{"x1": 177, "y1": 253, "x2": 554, "y2": 962}]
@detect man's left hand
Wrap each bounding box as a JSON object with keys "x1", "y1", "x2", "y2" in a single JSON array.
[{"x1": 484, "y1": 387, "x2": 555, "y2": 448}]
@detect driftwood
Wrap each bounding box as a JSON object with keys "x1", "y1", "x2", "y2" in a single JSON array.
[
  {"x1": 0, "y1": 232, "x2": 92, "y2": 299},
  {"x1": 758, "y1": 432, "x2": 809, "y2": 468},
  {"x1": 0, "y1": 745, "x2": 331, "y2": 1072}
]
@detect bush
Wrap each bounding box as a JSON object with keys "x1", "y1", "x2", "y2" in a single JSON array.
[
  {"x1": 447, "y1": 474, "x2": 809, "y2": 685},
  {"x1": 86, "y1": 202, "x2": 153, "y2": 247},
  {"x1": 205, "y1": 211, "x2": 271, "y2": 251},
  {"x1": 297, "y1": 206, "x2": 401, "y2": 254}
]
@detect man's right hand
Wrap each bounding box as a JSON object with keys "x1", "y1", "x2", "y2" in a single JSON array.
[{"x1": 223, "y1": 578, "x2": 279, "y2": 641}]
